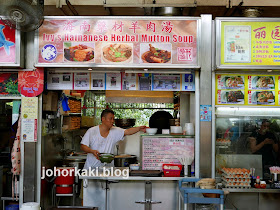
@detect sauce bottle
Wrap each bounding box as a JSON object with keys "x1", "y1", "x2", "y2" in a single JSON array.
[{"x1": 255, "y1": 176, "x2": 260, "y2": 188}]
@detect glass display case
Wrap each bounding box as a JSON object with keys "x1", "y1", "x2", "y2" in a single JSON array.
[{"x1": 215, "y1": 107, "x2": 280, "y2": 179}]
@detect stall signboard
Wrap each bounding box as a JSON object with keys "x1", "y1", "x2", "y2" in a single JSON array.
[
  {"x1": 46, "y1": 71, "x2": 195, "y2": 91},
  {"x1": 0, "y1": 18, "x2": 21, "y2": 66},
  {"x1": 216, "y1": 18, "x2": 280, "y2": 69},
  {"x1": 215, "y1": 74, "x2": 280, "y2": 106},
  {"x1": 36, "y1": 17, "x2": 199, "y2": 68},
  {"x1": 21, "y1": 97, "x2": 38, "y2": 142},
  {"x1": 18, "y1": 68, "x2": 44, "y2": 97}
]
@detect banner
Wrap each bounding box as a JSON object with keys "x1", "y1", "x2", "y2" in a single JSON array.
[{"x1": 37, "y1": 18, "x2": 198, "y2": 67}]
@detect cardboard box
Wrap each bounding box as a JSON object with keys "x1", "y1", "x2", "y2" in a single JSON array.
[{"x1": 43, "y1": 91, "x2": 58, "y2": 112}]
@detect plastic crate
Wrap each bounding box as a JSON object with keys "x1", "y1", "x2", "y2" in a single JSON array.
[{"x1": 162, "y1": 164, "x2": 182, "y2": 177}]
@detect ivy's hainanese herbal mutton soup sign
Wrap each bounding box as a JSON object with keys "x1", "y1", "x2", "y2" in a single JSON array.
[{"x1": 37, "y1": 18, "x2": 198, "y2": 67}]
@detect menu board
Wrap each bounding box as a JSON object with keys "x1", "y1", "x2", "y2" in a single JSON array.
[
  {"x1": 36, "y1": 17, "x2": 198, "y2": 67},
  {"x1": 216, "y1": 74, "x2": 278, "y2": 106},
  {"x1": 219, "y1": 20, "x2": 280, "y2": 67},
  {"x1": 142, "y1": 137, "x2": 194, "y2": 170}
]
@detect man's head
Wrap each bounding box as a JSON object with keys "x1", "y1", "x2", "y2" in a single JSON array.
[
  {"x1": 101, "y1": 109, "x2": 115, "y2": 128},
  {"x1": 260, "y1": 119, "x2": 270, "y2": 134}
]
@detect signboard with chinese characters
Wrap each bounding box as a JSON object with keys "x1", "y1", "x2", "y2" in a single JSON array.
[
  {"x1": 0, "y1": 18, "x2": 21, "y2": 66},
  {"x1": 216, "y1": 18, "x2": 280, "y2": 68},
  {"x1": 35, "y1": 17, "x2": 199, "y2": 68},
  {"x1": 142, "y1": 137, "x2": 194, "y2": 170},
  {"x1": 215, "y1": 73, "x2": 279, "y2": 106}
]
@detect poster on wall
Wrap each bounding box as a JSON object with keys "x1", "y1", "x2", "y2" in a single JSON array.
[
  {"x1": 216, "y1": 74, "x2": 279, "y2": 106},
  {"x1": 152, "y1": 74, "x2": 180, "y2": 91},
  {"x1": 0, "y1": 19, "x2": 16, "y2": 64},
  {"x1": 248, "y1": 76, "x2": 275, "y2": 90},
  {"x1": 224, "y1": 25, "x2": 251, "y2": 63},
  {"x1": 74, "y1": 73, "x2": 90, "y2": 90},
  {"x1": 47, "y1": 71, "x2": 73, "y2": 90},
  {"x1": 106, "y1": 73, "x2": 121, "y2": 90},
  {"x1": 138, "y1": 73, "x2": 152, "y2": 90},
  {"x1": 91, "y1": 73, "x2": 105, "y2": 90},
  {"x1": 21, "y1": 97, "x2": 38, "y2": 142},
  {"x1": 0, "y1": 73, "x2": 20, "y2": 96},
  {"x1": 121, "y1": 73, "x2": 137, "y2": 90},
  {"x1": 181, "y1": 73, "x2": 195, "y2": 91},
  {"x1": 217, "y1": 75, "x2": 245, "y2": 89},
  {"x1": 219, "y1": 20, "x2": 280, "y2": 67},
  {"x1": 248, "y1": 90, "x2": 275, "y2": 105},
  {"x1": 36, "y1": 17, "x2": 199, "y2": 68}
]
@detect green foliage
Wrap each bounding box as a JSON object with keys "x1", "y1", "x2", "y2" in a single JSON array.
[{"x1": 5, "y1": 78, "x2": 20, "y2": 95}]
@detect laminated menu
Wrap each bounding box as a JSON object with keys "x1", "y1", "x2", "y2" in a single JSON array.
[{"x1": 142, "y1": 137, "x2": 194, "y2": 170}]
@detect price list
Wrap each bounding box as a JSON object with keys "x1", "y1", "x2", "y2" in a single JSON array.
[{"x1": 142, "y1": 137, "x2": 194, "y2": 170}]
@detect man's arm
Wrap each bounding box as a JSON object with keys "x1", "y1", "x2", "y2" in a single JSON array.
[
  {"x1": 124, "y1": 126, "x2": 146, "y2": 136},
  {"x1": 249, "y1": 137, "x2": 274, "y2": 153},
  {"x1": 80, "y1": 144, "x2": 100, "y2": 159}
]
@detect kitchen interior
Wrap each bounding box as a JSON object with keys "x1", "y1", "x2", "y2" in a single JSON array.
[{"x1": 40, "y1": 86, "x2": 196, "y2": 208}]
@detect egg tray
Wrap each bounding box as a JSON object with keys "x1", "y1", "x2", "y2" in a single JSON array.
[
  {"x1": 222, "y1": 173, "x2": 250, "y2": 178},
  {"x1": 221, "y1": 168, "x2": 250, "y2": 175},
  {"x1": 222, "y1": 177, "x2": 250, "y2": 183},
  {"x1": 222, "y1": 181, "x2": 251, "y2": 189},
  {"x1": 216, "y1": 142, "x2": 231, "y2": 146}
]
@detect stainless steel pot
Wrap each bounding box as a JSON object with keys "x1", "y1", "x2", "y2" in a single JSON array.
[
  {"x1": 115, "y1": 119, "x2": 136, "y2": 128},
  {"x1": 114, "y1": 154, "x2": 137, "y2": 167}
]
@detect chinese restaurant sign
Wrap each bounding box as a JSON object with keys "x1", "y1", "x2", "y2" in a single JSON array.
[
  {"x1": 18, "y1": 68, "x2": 44, "y2": 97},
  {"x1": 36, "y1": 18, "x2": 198, "y2": 67},
  {"x1": 220, "y1": 21, "x2": 280, "y2": 67},
  {"x1": 0, "y1": 19, "x2": 16, "y2": 64},
  {"x1": 215, "y1": 74, "x2": 280, "y2": 106}
]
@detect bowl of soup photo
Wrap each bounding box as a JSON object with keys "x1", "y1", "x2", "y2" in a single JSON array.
[{"x1": 102, "y1": 43, "x2": 133, "y2": 63}]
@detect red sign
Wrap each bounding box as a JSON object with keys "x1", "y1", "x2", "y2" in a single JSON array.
[
  {"x1": 37, "y1": 18, "x2": 198, "y2": 67},
  {"x1": 0, "y1": 20, "x2": 16, "y2": 63},
  {"x1": 18, "y1": 68, "x2": 44, "y2": 97}
]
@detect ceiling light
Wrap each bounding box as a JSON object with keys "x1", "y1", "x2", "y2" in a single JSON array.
[
  {"x1": 88, "y1": 68, "x2": 93, "y2": 71},
  {"x1": 267, "y1": 70, "x2": 272, "y2": 72}
]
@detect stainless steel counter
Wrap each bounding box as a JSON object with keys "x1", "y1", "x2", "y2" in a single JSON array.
[
  {"x1": 223, "y1": 188, "x2": 280, "y2": 193},
  {"x1": 79, "y1": 175, "x2": 184, "y2": 181}
]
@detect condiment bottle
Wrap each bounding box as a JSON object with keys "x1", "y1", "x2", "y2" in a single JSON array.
[
  {"x1": 260, "y1": 181, "x2": 266, "y2": 189},
  {"x1": 255, "y1": 176, "x2": 260, "y2": 188}
]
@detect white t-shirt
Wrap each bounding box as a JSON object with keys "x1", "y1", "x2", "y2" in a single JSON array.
[{"x1": 81, "y1": 125, "x2": 125, "y2": 169}]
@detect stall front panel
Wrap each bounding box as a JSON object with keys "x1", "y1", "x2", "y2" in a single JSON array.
[
  {"x1": 0, "y1": 17, "x2": 21, "y2": 67},
  {"x1": 216, "y1": 17, "x2": 280, "y2": 69},
  {"x1": 35, "y1": 16, "x2": 200, "y2": 68}
]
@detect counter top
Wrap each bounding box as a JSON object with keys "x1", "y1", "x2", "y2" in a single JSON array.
[
  {"x1": 222, "y1": 188, "x2": 280, "y2": 193},
  {"x1": 141, "y1": 134, "x2": 195, "y2": 138},
  {"x1": 79, "y1": 175, "x2": 184, "y2": 181}
]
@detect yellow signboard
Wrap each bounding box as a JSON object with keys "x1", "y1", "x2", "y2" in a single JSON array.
[
  {"x1": 221, "y1": 22, "x2": 280, "y2": 66},
  {"x1": 215, "y1": 74, "x2": 279, "y2": 106}
]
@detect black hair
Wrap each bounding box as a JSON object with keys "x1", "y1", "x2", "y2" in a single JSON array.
[
  {"x1": 262, "y1": 119, "x2": 270, "y2": 125},
  {"x1": 101, "y1": 109, "x2": 114, "y2": 119}
]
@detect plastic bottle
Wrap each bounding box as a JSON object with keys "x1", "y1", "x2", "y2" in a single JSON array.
[{"x1": 255, "y1": 176, "x2": 260, "y2": 188}]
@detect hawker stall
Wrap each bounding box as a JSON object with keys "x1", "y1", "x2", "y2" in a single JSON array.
[{"x1": 214, "y1": 17, "x2": 280, "y2": 209}]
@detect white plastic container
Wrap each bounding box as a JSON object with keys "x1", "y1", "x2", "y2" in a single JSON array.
[
  {"x1": 162, "y1": 129, "x2": 170, "y2": 134},
  {"x1": 184, "y1": 123, "x2": 194, "y2": 135},
  {"x1": 170, "y1": 126, "x2": 183, "y2": 134}
]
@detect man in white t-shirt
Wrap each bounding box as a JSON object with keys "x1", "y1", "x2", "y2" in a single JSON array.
[{"x1": 81, "y1": 109, "x2": 146, "y2": 169}]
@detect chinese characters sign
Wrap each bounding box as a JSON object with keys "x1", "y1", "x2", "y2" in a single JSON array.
[
  {"x1": 220, "y1": 21, "x2": 280, "y2": 66},
  {"x1": 37, "y1": 18, "x2": 198, "y2": 67}
]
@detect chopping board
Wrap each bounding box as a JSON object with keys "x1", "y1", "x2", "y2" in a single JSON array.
[{"x1": 130, "y1": 170, "x2": 163, "y2": 177}]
